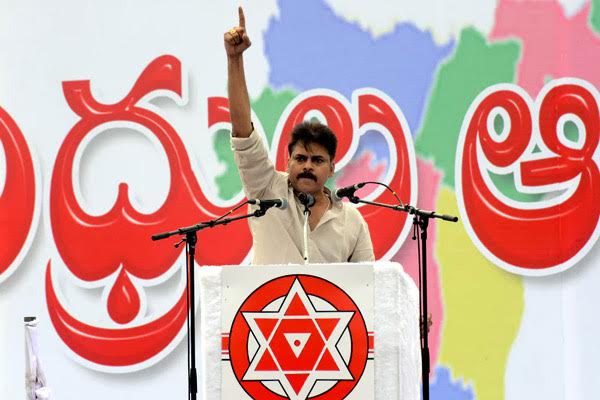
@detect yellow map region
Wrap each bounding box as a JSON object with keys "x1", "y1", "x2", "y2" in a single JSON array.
[{"x1": 436, "y1": 188, "x2": 524, "y2": 400}]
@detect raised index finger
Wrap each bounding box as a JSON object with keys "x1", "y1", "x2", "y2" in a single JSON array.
[{"x1": 238, "y1": 6, "x2": 246, "y2": 28}]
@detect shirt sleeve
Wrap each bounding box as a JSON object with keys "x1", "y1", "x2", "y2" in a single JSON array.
[
  {"x1": 231, "y1": 128, "x2": 277, "y2": 200},
  {"x1": 349, "y1": 217, "x2": 375, "y2": 262}
]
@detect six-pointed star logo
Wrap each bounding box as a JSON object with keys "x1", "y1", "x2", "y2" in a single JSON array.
[{"x1": 242, "y1": 279, "x2": 354, "y2": 400}]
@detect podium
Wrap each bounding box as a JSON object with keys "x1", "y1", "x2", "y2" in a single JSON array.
[{"x1": 198, "y1": 261, "x2": 421, "y2": 400}]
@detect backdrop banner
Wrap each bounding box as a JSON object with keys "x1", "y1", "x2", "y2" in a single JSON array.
[{"x1": 1, "y1": 1, "x2": 599, "y2": 399}]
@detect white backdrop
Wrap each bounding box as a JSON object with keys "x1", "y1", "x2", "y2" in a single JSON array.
[{"x1": 1, "y1": 1, "x2": 600, "y2": 399}]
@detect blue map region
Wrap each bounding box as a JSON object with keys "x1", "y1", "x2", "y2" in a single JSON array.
[
  {"x1": 358, "y1": 131, "x2": 390, "y2": 165},
  {"x1": 425, "y1": 366, "x2": 475, "y2": 400},
  {"x1": 264, "y1": 0, "x2": 455, "y2": 134}
]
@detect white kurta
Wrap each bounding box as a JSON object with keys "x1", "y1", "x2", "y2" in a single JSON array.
[{"x1": 231, "y1": 129, "x2": 374, "y2": 265}]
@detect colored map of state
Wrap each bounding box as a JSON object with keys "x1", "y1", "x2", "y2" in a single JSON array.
[
  {"x1": 415, "y1": 27, "x2": 520, "y2": 189},
  {"x1": 435, "y1": 188, "x2": 524, "y2": 400},
  {"x1": 264, "y1": 0, "x2": 454, "y2": 134},
  {"x1": 491, "y1": 0, "x2": 600, "y2": 97}
]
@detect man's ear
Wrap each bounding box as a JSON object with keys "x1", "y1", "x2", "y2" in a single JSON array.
[{"x1": 329, "y1": 162, "x2": 335, "y2": 177}]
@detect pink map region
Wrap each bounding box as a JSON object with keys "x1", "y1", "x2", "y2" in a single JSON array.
[
  {"x1": 392, "y1": 159, "x2": 444, "y2": 371},
  {"x1": 491, "y1": 0, "x2": 600, "y2": 96}
]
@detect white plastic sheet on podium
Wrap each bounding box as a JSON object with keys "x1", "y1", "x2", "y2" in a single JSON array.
[
  {"x1": 199, "y1": 261, "x2": 420, "y2": 400},
  {"x1": 24, "y1": 317, "x2": 51, "y2": 400}
]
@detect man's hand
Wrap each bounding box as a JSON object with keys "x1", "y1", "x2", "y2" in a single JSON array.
[
  {"x1": 224, "y1": 7, "x2": 251, "y2": 57},
  {"x1": 225, "y1": 6, "x2": 253, "y2": 137}
]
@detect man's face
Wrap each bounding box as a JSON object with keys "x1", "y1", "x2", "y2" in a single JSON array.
[{"x1": 287, "y1": 141, "x2": 334, "y2": 195}]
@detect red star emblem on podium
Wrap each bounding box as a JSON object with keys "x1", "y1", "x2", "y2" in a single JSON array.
[{"x1": 241, "y1": 278, "x2": 354, "y2": 400}]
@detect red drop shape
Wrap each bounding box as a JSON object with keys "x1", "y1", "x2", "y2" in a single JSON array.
[{"x1": 107, "y1": 269, "x2": 141, "y2": 324}]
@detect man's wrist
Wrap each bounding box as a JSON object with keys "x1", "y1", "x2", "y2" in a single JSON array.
[
  {"x1": 232, "y1": 122, "x2": 254, "y2": 138},
  {"x1": 227, "y1": 54, "x2": 244, "y2": 63}
]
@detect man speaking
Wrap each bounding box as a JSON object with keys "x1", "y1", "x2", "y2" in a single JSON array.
[{"x1": 225, "y1": 7, "x2": 374, "y2": 265}]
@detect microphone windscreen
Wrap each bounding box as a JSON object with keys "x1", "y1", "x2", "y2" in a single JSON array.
[
  {"x1": 298, "y1": 192, "x2": 315, "y2": 207},
  {"x1": 331, "y1": 189, "x2": 343, "y2": 202},
  {"x1": 279, "y1": 199, "x2": 289, "y2": 210}
]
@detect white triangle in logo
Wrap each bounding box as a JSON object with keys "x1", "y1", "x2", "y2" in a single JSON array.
[{"x1": 284, "y1": 333, "x2": 311, "y2": 358}]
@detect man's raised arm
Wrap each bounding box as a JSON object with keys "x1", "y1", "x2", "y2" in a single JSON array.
[
  {"x1": 224, "y1": 7, "x2": 277, "y2": 200},
  {"x1": 225, "y1": 6, "x2": 253, "y2": 138}
]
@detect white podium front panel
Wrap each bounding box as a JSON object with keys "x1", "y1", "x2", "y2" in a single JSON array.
[
  {"x1": 200, "y1": 261, "x2": 420, "y2": 400},
  {"x1": 221, "y1": 264, "x2": 374, "y2": 400}
]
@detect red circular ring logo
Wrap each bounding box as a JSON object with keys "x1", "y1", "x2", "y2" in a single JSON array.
[{"x1": 228, "y1": 274, "x2": 368, "y2": 400}]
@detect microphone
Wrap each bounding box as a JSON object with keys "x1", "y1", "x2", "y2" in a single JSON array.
[
  {"x1": 248, "y1": 198, "x2": 288, "y2": 210},
  {"x1": 298, "y1": 192, "x2": 315, "y2": 208},
  {"x1": 332, "y1": 182, "x2": 366, "y2": 201}
]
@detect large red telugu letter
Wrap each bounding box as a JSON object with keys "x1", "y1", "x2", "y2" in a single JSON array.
[
  {"x1": 0, "y1": 107, "x2": 37, "y2": 283},
  {"x1": 47, "y1": 55, "x2": 251, "y2": 369},
  {"x1": 457, "y1": 80, "x2": 600, "y2": 275}
]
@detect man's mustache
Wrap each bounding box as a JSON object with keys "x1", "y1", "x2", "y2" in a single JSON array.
[{"x1": 297, "y1": 172, "x2": 317, "y2": 181}]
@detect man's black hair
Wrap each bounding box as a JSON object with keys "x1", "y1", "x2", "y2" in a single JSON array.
[{"x1": 287, "y1": 120, "x2": 337, "y2": 160}]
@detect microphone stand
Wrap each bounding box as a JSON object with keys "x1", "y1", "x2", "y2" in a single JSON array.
[
  {"x1": 347, "y1": 195, "x2": 457, "y2": 400},
  {"x1": 151, "y1": 206, "x2": 270, "y2": 400}
]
